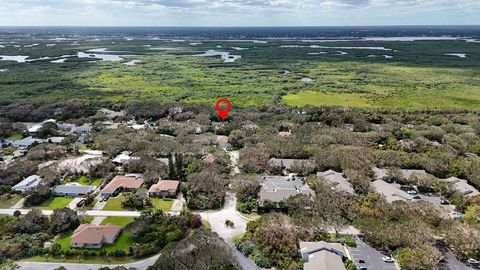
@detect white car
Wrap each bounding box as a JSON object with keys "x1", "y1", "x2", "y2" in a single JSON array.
[
  {"x1": 382, "y1": 256, "x2": 395, "y2": 263},
  {"x1": 407, "y1": 190, "x2": 417, "y2": 195},
  {"x1": 468, "y1": 258, "x2": 480, "y2": 264}
]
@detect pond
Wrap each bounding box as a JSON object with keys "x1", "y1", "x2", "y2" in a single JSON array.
[
  {"x1": 445, "y1": 53, "x2": 467, "y2": 58},
  {"x1": 0, "y1": 55, "x2": 30, "y2": 62},
  {"x1": 194, "y1": 50, "x2": 241, "y2": 63},
  {"x1": 124, "y1": 60, "x2": 141, "y2": 66}
]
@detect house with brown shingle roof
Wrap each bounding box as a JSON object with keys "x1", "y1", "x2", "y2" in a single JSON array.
[
  {"x1": 148, "y1": 180, "x2": 180, "y2": 198},
  {"x1": 101, "y1": 174, "x2": 144, "y2": 198},
  {"x1": 70, "y1": 224, "x2": 121, "y2": 248}
]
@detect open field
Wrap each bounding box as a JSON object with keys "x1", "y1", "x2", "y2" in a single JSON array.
[{"x1": 1, "y1": 36, "x2": 479, "y2": 109}]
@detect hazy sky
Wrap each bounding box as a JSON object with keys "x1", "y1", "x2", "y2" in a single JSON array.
[{"x1": 0, "y1": 0, "x2": 479, "y2": 26}]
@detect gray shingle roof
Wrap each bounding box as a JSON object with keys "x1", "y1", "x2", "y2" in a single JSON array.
[
  {"x1": 259, "y1": 176, "x2": 315, "y2": 202},
  {"x1": 53, "y1": 183, "x2": 96, "y2": 195}
]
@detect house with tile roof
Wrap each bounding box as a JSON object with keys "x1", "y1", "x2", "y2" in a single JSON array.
[
  {"x1": 100, "y1": 174, "x2": 144, "y2": 198},
  {"x1": 148, "y1": 180, "x2": 180, "y2": 198}
]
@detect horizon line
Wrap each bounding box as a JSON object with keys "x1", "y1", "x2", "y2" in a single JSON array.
[{"x1": 0, "y1": 24, "x2": 480, "y2": 28}]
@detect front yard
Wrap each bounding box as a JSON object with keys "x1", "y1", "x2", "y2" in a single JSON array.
[
  {"x1": 103, "y1": 195, "x2": 125, "y2": 211},
  {"x1": 151, "y1": 198, "x2": 174, "y2": 212},
  {"x1": 33, "y1": 197, "x2": 73, "y2": 210},
  {"x1": 101, "y1": 216, "x2": 135, "y2": 227},
  {"x1": 0, "y1": 194, "x2": 22, "y2": 208},
  {"x1": 103, "y1": 195, "x2": 174, "y2": 212}
]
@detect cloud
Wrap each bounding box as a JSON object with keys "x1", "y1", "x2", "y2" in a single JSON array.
[{"x1": 0, "y1": 0, "x2": 478, "y2": 25}]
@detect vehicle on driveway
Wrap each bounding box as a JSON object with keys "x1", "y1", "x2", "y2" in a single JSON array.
[
  {"x1": 440, "y1": 198, "x2": 449, "y2": 205},
  {"x1": 383, "y1": 256, "x2": 395, "y2": 263},
  {"x1": 76, "y1": 199, "x2": 86, "y2": 207}
]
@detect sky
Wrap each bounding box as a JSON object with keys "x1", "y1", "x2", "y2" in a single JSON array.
[{"x1": 0, "y1": 0, "x2": 479, "y2": 26}]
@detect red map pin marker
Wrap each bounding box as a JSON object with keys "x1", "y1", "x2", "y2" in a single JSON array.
[{"x1": 216, "y1": 98, "x2": 231, "y2": 121}]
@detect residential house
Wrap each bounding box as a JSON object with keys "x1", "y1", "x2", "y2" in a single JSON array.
[
  {"x1": 441, "y1": 177, "x2": 480, "y2": 197},
  {"x1": 47, "y1": 136, "x2": 66, "y2": 144},
  {"x1": 112, "y1": 151, "x2": 140, "y2": 165},
  {"x1": 70, "y1": 224, "x2": 121, "y2": 248},
  {"x1": 52, "y1": 182, "x2": 96, "y2": 197},
  {"x1": 201, "y1": 154, "x2": 215, "y2": 164},
  {"x1": 318, "y1": 170, "x2": 354, "y2": 194},
  {"x1": 299, "y1": 241, "x2": 346, "y2": 270},
  {"x1": 216, "y1": 135, "x2": 230, "y2": 149},
  {"x1": 259, "y1": 175, "x2": 315, "y2": 203},
  {"x1": 268, "y1": 158, "x2": 315, "y2": 172},
  {"x1": 12, "y1": 175, "x2": 43, "y2": 192},
  {"x1": 148, "y1": 180, "x2": 180, "y2": 198},
  {"x1": 12, "y1": 136, "x2": 44, "y2": 149},
  {"x1": 100, "y1": 174, "x2": 144, "y2": 198},
  {"x1": 27, "y1": 119, "x2": 56, "y2": 133}
]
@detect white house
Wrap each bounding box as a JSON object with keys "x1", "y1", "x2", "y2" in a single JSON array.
[{"x1": 12, "y1": 175, "x2": 43, "y2": 192}]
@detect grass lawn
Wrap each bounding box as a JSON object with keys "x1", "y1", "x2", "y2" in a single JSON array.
[
  {"x1": 103, "y1": 195, "x2": 126, "y2": 211},
  {"x1": 151, "y1": 198, "x2": 174, "y2": 212},
  {"x1": 67, "y1": 175, "x2": 103, "y2": 186},
  {"x1": 34, "y1": 197, "x2": 73, "y2": 210},
  {"x1": 101, "y1": 216, "x2": 135, "y2": 227},
  {"x1": 82, "y1": 216, "x2": 94, "y2": 224},
  {"x1": 239, "y1": 212, "x2": 261, "y2": 220},
  {"x1": 201, "y1": 220, "x2": 211, "y2": 229},
  {"x1": 0, "y1": 194, "x2": 22, "y2": 208},
  {"x1": 6, "y1": 133, "x2": 22, "y2": 141},
  {"x1": 20, "y1": 255, "x2": 136, "y2": 264}
]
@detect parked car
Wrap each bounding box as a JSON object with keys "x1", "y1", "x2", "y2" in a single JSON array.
[
  {"x1": 452, "y1": 212, "x2": 463, "y2": 219},
  {"x1": 407, "y1": 190, "x2": 417, "y2": 195},
  {"x1": 411, "y1": 195, "x2": 422, "y2": 201},
  {"x1": 76, "y1": 199, "x2": 86, "y2": 207},
  {"x1": 382, "y1": 256, "x2": 395, "y2": 263},
  {"x1": 440, "y1": 198, "x2": 449, "y2": 205},
  {"x1": 468, "y1": 258, "x2": 480, "y2": 264}
]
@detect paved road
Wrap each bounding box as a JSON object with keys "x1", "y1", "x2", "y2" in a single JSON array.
[
  {"x1": 17, "y1": 254, "x2": 160, "y2": 270},
  {"x1": 349, "y1": 237, "x2": 399, "y2": 270},
  {"x1": 0, "y1": 209, "x2": 142, "y2": 217},
  {"x1": 438, "y1": 250, "x2": 476, "y2": 270},
  {"x1": 198, "y1": 192, "x2": 248, "y2": 242},
  {"x1": 228, "y1": 150, "x2": 240, "y2": 175}
]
